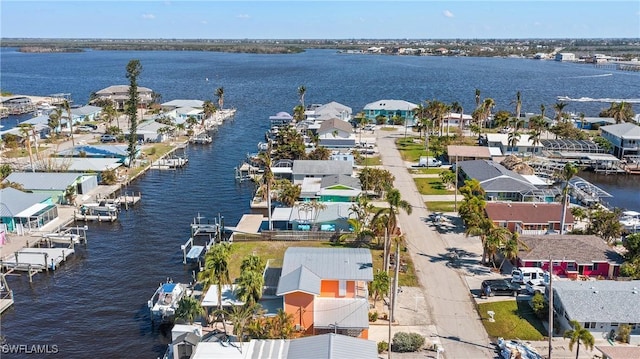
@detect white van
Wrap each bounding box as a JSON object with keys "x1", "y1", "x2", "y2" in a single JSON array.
[
  {"x1": 511, "y1": 267, "x2": 545, "y2": 285},
  {"x1": 418, "y1": 156, "x2": 442, "y2": 167}
]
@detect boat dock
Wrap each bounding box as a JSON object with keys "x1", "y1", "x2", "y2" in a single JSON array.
[
  {"x1": 0, "y1": 273, "x2": 14, "y2": 314},
  {"x1": 569, "y1": 176, "x2": 613, "y2": 207}
]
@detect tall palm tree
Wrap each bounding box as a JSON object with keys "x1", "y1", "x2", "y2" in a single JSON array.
[
  {"x1": 481, "y1": 98, "x2": 496, "y2": 129},
  {"x1": 198, "y1": 243, "x2": 232, "y2": 311},
  {"x1": 609, "y1": 101, "x2": 631, "y2": 124},
  {"x1": 297, "y1": 85, "x2": 306, "y2": 108},
  {"x1": 559, "y1": 162, "x2": 578, "y2": 235},
  {"x1": 450, "y1": 101, "x2": 464, "y2": 131},
  {"x1": 215, "y1": 87, "x2": 225, "y2": 109},
  {"x1": 17, "y1": 124, "x2": 35, "y2": 172},
  {"x1": 241, "y1": 253, "x2": 265, "y2": 273},
  {"x1": 175, "y1": 295, "x2": 205, "y2": 324},
  {"x1": 48, "y1": 107, "x2": 63, "y2": 137},
  {"x1": 202, "y1": 100, "x2": 216, "y2": 125},
  {"x1": 292, "y1": 104, "x2": 305, "y2": 122},
  {"x1": 373, "y1": 188, "x2": 412, "y2": 272},
  {"x1": 563, "y1": 320, "x2": 595, "y2": 359},
  {"x1": 512, "y1": 91, "x2": 522, "y2": 121},
  {"x1": 485, "y1": 226, "x2": 511, "y2": 267},
  {"x1": 499, "y1": 232, "x2": 528, "y2": 270},
  {"x1": 63, "y1": 100, "x2": 75, "y2": 148},
  {"x1": 578, "y1": 112, "x2": 586, "y2": 129},
  {"x1": 224, "y1": 303, "x2": 257, "y2": 347},
  {"x1": 369, "y1": 270, "x2": 390, "y2": 308},
  {"x1": 475, "y1": 88, "x2": 481, "y2": 109},
  {"x1": 553, "y1": 102, "x2": 568, "y2": 123},
  {"x1": 508, "y1": 130, "x2": 521, "y2": 152},
  {"x1": 100, "y1": 101, "x2": 118, "y2": 130}
]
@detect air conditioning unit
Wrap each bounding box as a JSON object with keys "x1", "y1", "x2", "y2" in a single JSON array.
[{"x1": 294, "y1": 324, "x2": 304, "y2": 332}]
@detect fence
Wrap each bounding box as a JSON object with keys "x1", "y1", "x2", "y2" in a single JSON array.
[{"x1": 232, "y1": 230, "x2": 340, "y2": 242}]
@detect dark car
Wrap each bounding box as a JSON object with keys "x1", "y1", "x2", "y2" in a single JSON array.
[{"x1": 481, "y1": 279, "x2": 520, "y2": 297}]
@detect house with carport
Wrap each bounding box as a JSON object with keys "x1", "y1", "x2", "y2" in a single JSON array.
[
  {"x1": 276, "y1": 247, "x2": 373, "y2": 338},
  {"x1": 550, "y1": 280, "x2": 640, "y2": 344},
  {"x1": 516, "y1": 235, "x2": 624, "y2": 279},
  {"x1": 317, "y1": 119, "x2": 356, "y2": 148},
  {"x1": 291, "y1": 160, "x2": 353, "y2": 184},
  {"x1": 0, "y1": 188, "x2": 58, "y2": 234}
]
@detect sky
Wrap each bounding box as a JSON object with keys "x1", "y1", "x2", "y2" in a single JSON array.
[{"x1": 1, "y1": 1, "x2": 639, "y2": 39}]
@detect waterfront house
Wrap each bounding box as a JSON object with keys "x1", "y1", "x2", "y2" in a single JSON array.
[
  {"x1": 125, "y1": 119, "x2": 169, "y2": 143},
  {"x1": 291, "y1": 160, "x2": 353, "y2": 184},
  {"x1": 517, "y1": 235, "x2": 624, "y2": 279},
  {"x1": 484, "y1": 202, "x2": 574, "y2": 235},
  {"x1": 447, "y1": 145, "x2": 492, "y2": 163},
  {"x1": 573, "y1": 116, "x2": 616, "y2": 130},
  {"x1": 0, "y1": 187, "x2": 58, "y2": 234},
  {"x1": 485, "y1": 133, "x2": 543, "y2": 155},
  {"x1": 443, "y1": 112, "x2": 473, "y2": 130},
  {"x1": 1, "y1": 117, "x2": 50, "y2": 141},
  {"x1": 272, "y1": 202, "x2": 355, "y2": 231},
  {"x1": 362, "y1": 99, "x2": 417, "y2": 125},
  {"x1": 71, "y1": 105, "x2": 102, "y2": 122},
  {"x1": 555, "y1": 53, "x2": 576, "y2": 61},
  {"x1": 600, "y1": 122, "x2": 640, "y2": 159},
  {"x1": 94, "y1": 85, "x2": 153, "y2": 110},
  {"x1": 276, "y1": 247, "x2": 373, "y2": 338},
  {"x1": 550, "y1": 280, "x2": 640, "y2": 343},
  {"x1": 160, "y1": 99, "x2": 204, "y2": 111},
  {"x1": 300, "y1": 174, "x2": 361, "y2": 202},
  {"x1": 29, "y1": 157, "x2": 122, "y2": 182},
  {"x1": 317, "y1": 118, "x2": 356, "y2": 149},
  {"x1": 269, "y1": 111, "x2": 294, "y2": 127},
  {"x1": 4, "y1": 172, "x2": 98, "y2": 204},
  {"x1": 309, "y1": 101, "x2": 352, "y2": 122},
  {"x1": 57, "y1": 144, "x2": 136, "y2": 163},
  {"x1": 457, "y1": 160, "x2": 542, "y2": 201}
]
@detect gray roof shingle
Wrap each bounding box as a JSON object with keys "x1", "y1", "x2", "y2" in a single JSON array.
[
  {"x1": 554, "y1": 280, "x2": 640, "y2": 323},
  {"x1": 518, "y1": 235, "x2": 623, "y2": 265},
  {"x1": 281, "y1": 247, "x2": 373, "y2": 282},
  {"x1": 601, "y1": 122, "x2": 640, "y2": 139},
  {"x1": 458, "y1": 160, "x2": 536, "y2": 193},
  {"x1": 276, "y1": 266, "x2": 321, "y2": 295},
  {"x1": 320, "y1": 174, "x2": 361, "y2": 190},
  {"x1": 4, "y1": 172, "x2": 81, "y2": 191},
  {"x1": 292, "y1": 160, "x2": 353, "y2": 176},
  {"x1": 287, "y1": 333, "x2": 377, "y2": 359}
]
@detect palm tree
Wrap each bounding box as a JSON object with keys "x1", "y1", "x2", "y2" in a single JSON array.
[
  {"x1": 101, "y1": 102, "x2": 118, "y2": 130},
  {"x1": 559, "y1": 162, "x2": 578, "y2": 235},
  {"x1": 373, "y1": 188, "x2": 412, "y2": 272},
  {"x1": 508, "y1": 130, "x2": 521, "y2": 152},
  {"x1": 609, "y1": 101, "x2": 632, "y2": 124},
  {"x1": 175, "y1": 295, "x2": 205, "y2": 324},
  {"x1": 297, "y1": 85, "x2": 306, "y2": 108},
  {"x1": 224, "y1": 303, "x2": 257, "y2": 346},
  {"x1": 563, "y1": 320, "x2": 595, "y2": 359},
  {"x1": 240, "y1": 253, "x2": 265, "y2": 273},
  {"x1": 48, "y1": 107, "x2": 63, "y2": 137},
  {"x1": 198, "y1": 243, "x2": 232, "y2": 311},
  {"x1": 17, "y1": 124, "x2": 35, "y2": 172},
  {"x1": 450, "y1": 101, "x2": 464, "y2": 131},
  {"x1": 63, "y1": 100, "x2": 75, "y2": 148},
  {"x1": 512, "y1": 91, "x2": 522, "y2": 121},
  {"x1": 499, "y1": 232, "x2": 528, "y2": 270},
  {"x1": 475, "y1": 88, "x2": 481, "y2": 109},
  {"x1": 553, "y1": 102, "x2": 568, "y2": 123},
  {"x1": 292, "y1": 104, "x2": 305, "y2": 122},
  {"x1": 270, "y1": 309, "x2": 295, "y2": 339},
  {"x1": 236, "y1": 270, "x2": 264, "y2": 307},
  {"x1": 480, "y1": 98, "x2": 496, "y2": 129},
  {"x1": 202, "y1": 100, "x2": 216, "y2": 125},
  {"x1": 215, "y1": 87, "x2": 225, "y2": 109},
  {"x1": 578, "y1": 112, "x2": 586, "y2": 129},
  {"x1": 369, "y1": 270, "x2": 390, "y2": 308}
]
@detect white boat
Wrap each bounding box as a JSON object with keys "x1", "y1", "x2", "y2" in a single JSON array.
[
  {"x1": 148, "y1": 281, "x2": 188, "y2": 323},
  {"x1": 80, "y1": 201, "x2": 118, "y2": 215},
  {"x1": 620, "y1": 211, "x2": 640, "y2": 233},
  {"x1": 189, "y1": 133, "x2": 212, "y2": 144}
]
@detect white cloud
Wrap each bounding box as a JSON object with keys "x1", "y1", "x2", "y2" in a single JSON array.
[
  {"x1": 236, "y1": 14, "x2": 250, "y2": 19},
  {"x1": 443, "y1": 10, "x2": 454, "y2": 18},
  {"x1": 141, "y1": 13, "x2": 155, "y2": 20}
]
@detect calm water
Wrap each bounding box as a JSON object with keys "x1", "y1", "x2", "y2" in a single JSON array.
[{"x1": 1, "y1": 48, "x2": 639, "y2": 357}]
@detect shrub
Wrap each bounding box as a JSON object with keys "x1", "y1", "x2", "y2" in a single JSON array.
[
  {"x1": 618, "y1": 324, "x2": 631, "y2": 343},
  {"x1": 391, "y1": 332, "x2": 425, "y2": 353},
  {"x1": 531, "y1": 292, "x2": 548, "y2": 320},
  {"x1": 369, "y1": 311, "x2": 379, "y2": 322},
  {"x1": 377, "y1": 341, "x2": 388, "y2": 354}
]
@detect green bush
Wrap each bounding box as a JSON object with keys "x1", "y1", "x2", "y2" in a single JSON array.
[
  {"x1": 392, "y1": 332, "x2": 425, "y2": 352},
  {"x1": 369, "y1": 311, "x2": 379, "y2": 322},
  {"x1": 531, "y1": 292, "x2": 548, "y2": 319},
  {"x1": 377, "y1": 341, "x2": 388, "y2": 354},
  {"x1": 618, "y1": 324, "x2": 631, "y2": 343}
]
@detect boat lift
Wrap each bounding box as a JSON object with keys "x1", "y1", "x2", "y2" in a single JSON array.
[{"x1": 569, "y1": 176, "x2": 613, "y2": 207}]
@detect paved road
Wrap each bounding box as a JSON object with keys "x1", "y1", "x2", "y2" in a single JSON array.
[{"x1": 376, "y1": 129, "x2": 494, "y2": 359}]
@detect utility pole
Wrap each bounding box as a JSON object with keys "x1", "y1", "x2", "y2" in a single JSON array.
[
  {"x1": 454, "y1": 154, "x2": 459, "y2": 211},
  {"x1": 391, "y1": 239, "x2": 400, "y2": 322},
  {"x1": 548, "y1": 256, "x2": 554, "y2": 359}
]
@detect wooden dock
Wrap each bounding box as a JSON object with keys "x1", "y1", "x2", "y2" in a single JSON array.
[{"x1": 0, "y1": 273, "x2": 14, "y2": 314}]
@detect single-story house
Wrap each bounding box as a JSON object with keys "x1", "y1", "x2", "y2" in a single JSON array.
[
  {"x1": 161, "y1": 99, "x2": 204, "y2": 111},
  {"x1": 362, "y1": 99, "x2": 417, "y2": 125},
  {"x1": 447, "y1": 145, "x2": 492, "y2": 163},
  {"x1": 457, "y1": 160, "x2": 545, "y2": 202},
  {"x1": 71, "y1": 105, "x2": 102, "y2": 122},
  {"x1": 124, "y1": 120, "x2": 171, "y2": 143},
  {"x1": 93, "y1": 85, "x2": 154, "y2": 110},
  {"x1": 485, "y1": 133, "x2": 543, "y2": 155},
  {"x1": 443, "y1": 112, "x2": 473, "y2": 129},
  {"x1": 551, "y1": 280, "x2": 640, "y2": 342},
  {"x1": 517, "y1": 235, "x2": 624, "y2": 279},
  {"x1": 574, "y1": 117, "x2": 616, "y2": 130},
  {"x1": 300, "y1": 174, "x2": 361, "y2": 202},
  {"x1": 272, "y1": 202, "x2": 356, "y2": 232},
  {"x1": 3, "y1": 172, "x2": 98, "y2": 203},
  {"x1": 485, "y1": 202, "x2": 574, "y2": 235},
  {"x1": 29, "y1": 158, "x2": 122, "y2": 183},
  {"x1": 317, "y1": 119, "x2": 356, "y2": 148},
  {"x1": 596, "y1": 346, "x2": 640, "y2": 359},
  {"x1": 310, "y1": 101, "x2": 352, "y2": 122},
  {"x1": 600, "y1": 122, "x2": 640, "y2": 159},
  {"x1": 0, "y1": 187, "x2": 58, "y2": 233},
  {"x1": 57, "y1": 145, "x2": 136, "y2": 162},
  {"x1": 292, "y1": 160, "x2": 353, "y2": 184}
]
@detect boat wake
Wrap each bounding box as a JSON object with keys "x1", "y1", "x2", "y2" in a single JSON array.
[
  {"x1": 556, "y1": 95, "x2": 640, "y2": 103},
  {"x1": 564, "y1": 73, "x2": 613, "y2": 79}
]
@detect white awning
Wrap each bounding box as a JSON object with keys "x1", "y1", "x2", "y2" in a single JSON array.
[{"x1": 15, "y1": 203, "x2": 50, "y2": 218}]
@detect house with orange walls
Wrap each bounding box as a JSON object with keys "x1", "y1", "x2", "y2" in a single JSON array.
[{"x1": 276, "y1": 247, "x2": 373, "y2": 339}]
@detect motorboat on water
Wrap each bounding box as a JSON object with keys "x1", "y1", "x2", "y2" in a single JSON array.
[
  {"x1": 620, "y1": 211, "x2": 640, "y2": 233},
  {"x1": 148, "y1": 280, "x2": 188, "y2": 323},
  {"x1": 80, "y1": 201, "x2": 118, "y2": 215}
]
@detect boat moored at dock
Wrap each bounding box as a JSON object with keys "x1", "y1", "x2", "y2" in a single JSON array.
[{"x1": 148, "y1": 280, "x2": 189, "y2": 324}]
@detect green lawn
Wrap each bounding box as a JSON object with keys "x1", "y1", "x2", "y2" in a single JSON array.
[
  {"x1": 228, "y1": 240, "x2": 418, "y2": 286},
  {"x1": 409, "y1": 168, "x2": 447, "y2": 175},
  {"x1": 477, "y1": 301, "x2": 547, "y2": 340},
  {"x1": 380, "y1": 126, "x2": 398, "y2": 131},
  {"x1": 358, "y1": 156, "x2": 381, "y2": 166},
  {"x1": 396, "y1": 137, "x2": 428, "y2": 162},
  {"x1": 425, "y1": 201, "x2": 457, "y2": 212},
  {"x1": 414, "y1": 178, "x2": 457, "y2": 195}
]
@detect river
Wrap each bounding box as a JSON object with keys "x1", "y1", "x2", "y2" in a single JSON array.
[{"x1": 0, "y1": 48, "x2": 639, "y2": 357}]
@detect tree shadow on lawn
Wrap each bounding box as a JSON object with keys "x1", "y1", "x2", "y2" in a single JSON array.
[{"x1": 514, "y1": 300, "x2": 548, "y2": 336}]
